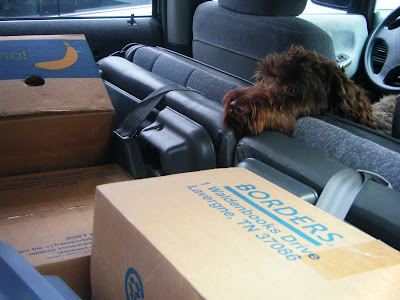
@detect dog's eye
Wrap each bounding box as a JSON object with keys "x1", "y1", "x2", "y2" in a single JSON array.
[{"x1": 287, "y1": 87, "x2": 298, "y2": 95}]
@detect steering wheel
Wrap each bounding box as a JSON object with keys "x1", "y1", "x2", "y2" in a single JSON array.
[{"x1": 364, "y1": 6, "x2": 400, "y2": 92}]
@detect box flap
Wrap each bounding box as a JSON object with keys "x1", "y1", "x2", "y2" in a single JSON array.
[{"x1": 0, "y1": 164, "x2": 132, "y2": 219}]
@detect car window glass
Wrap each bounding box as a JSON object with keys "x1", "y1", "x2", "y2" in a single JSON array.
[
  {"x1": 303, "y1": 0, "x2": 346, "y2": 14},
  {"x1": 210, "y1": 0, "x2": 344, "y2": 14},
  {"x1": 0, "y1": 0, "x2": 152, "y2": 18},
  {"x1": 375, "y1": 0, "x2": 400, "y2": 10}
]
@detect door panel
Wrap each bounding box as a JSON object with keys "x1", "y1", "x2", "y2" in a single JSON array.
[
  {"x1": 301, "y1": 14, "x2": 368, "y2": 78},
  {"x1": 0, "y1": 17, "x2": 162, "y2": 61}
]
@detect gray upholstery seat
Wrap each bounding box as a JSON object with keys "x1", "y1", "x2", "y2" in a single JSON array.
[
  {"x1": 192, "y1": 0, "x2": 335, "y2": 82},
  {"x1": 125, "y1": 45, "x2": 250, "y2": 102},
  {"x1": 317, "y1": 113, "x2": 400, "y2": 152},
  {"x1": 292, "y1": 117, "x2": 400, "y2": 191}
]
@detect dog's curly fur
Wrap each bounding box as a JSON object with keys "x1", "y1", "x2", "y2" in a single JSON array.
[
  {"x1": 223, "y1": 46, "x2": 374, "y2": 139},
  {"x1": 372, "y1": 94, "x2": 398, "y2": 136}
]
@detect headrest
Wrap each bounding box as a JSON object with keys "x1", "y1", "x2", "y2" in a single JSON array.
[{"x1": 218, "y1": 0, "x2": 308, "y2": 16}]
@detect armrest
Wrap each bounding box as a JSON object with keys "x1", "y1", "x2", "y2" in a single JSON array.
[
  {"x1": 235, "y1": 131, "x2": 348, "y2": 194},
  {"x1": 237, "y1": 158, "x2": 318, "y2": 204}
]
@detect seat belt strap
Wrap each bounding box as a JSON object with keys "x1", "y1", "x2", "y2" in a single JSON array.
[
  {"x1": 109, "y1": 42, "x2": 145, "y2": 58},
  {"x1": 115, "y1": 84, "x2": 199, "y2": 138},
  {"x1": 315, "y1": 169, "x2": 370, "y2": 220},
  {"x1": 112, "y1": 84, "x2": 199, "y2": 179},
  {"x1": 123, "y1": 44, "x2": 147, "y2": 61}
]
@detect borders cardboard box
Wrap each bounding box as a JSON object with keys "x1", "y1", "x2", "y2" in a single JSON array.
[
  {"x1": 0, "y1": 34, "x2": 114, "y2": 177},
  {"x1": 0, "y1": 164, "x2": 132, "y2": 299},
  {"x1": 91, "y1": 168, "x2": 400, "y2": 299}
]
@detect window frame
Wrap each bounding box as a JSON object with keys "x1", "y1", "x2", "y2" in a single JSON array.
[{"x1": 0, "y1": 0, "x2": 153, "y2": 19}]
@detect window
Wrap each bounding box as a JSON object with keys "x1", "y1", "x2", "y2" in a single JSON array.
[
  {"x1": 302, "y1": 0, "x2": 346, "y2": 14},
  {"x1": 0, "y1": 0, "x2": 152, "y2": 18},
  {"x1": 375, "y1": 0, "x2": 400, "y2": 10},
  {"x1": 210, "y1": 0, "x2": 345, "y2": 15}
]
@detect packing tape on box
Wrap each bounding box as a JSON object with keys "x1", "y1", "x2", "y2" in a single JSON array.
[{"x1": 302, "y1": 240, "x2": 400, "y2": 280}]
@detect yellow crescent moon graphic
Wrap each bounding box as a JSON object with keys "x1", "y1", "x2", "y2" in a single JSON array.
[{"x1": 35, "y1": 41, "x2": 78, "y2": 70}]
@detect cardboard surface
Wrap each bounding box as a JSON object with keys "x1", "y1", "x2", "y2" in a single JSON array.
[
  {"x1": 0, "y1": 34, "x2": 114, "y2": 177},
  {"x1": 37, "y1": 255, "x2": 92, "y2": 300},
  {"x1": 91, "y1": 168, "x2": 400, "y2": 300},
  {"x1": 1, "y1": 205, "x2": 94, "y2": 270},
  {"x1": 0, "y1": 164, "x2": 133, "y2": 299},
  {"x1": 0, "y1": 164, "x2": 131, "y2": 218}
]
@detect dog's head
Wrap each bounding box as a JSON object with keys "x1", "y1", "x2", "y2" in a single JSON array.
[{"x1": 222, "y1": 45, "x2": 373, "y2": 139}]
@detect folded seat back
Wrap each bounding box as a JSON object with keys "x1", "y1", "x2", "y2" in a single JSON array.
[{"x1": 98, "y1": 45, "x2": 251, "y2": 170}]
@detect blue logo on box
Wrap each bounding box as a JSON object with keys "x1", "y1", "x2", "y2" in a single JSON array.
[
  {"x1": 0, "y1": 39, "x2": 101, "y2": 80},
  {"x1": 125, "y1": 268, "x2": 144, "y2": 300}
]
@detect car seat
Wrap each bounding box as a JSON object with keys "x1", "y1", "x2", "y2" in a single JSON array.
[{"x1": 192, "y1": 0, "x2": 335, "y2": 81}]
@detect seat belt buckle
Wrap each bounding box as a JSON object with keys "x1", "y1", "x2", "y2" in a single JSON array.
[{"x1": 113, "y1": 129, "x2": 138, "y2": 140}]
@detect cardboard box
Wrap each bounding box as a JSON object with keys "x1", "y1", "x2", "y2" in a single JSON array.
[
  {"x1": 91, "y1": 168, "x2": 400, "y2": 300},
  {"x1": 0, "y1": 164, "x2": 132, "y2": 299},
  {"x1": 0, "y1": 34, "x2": 114, "y2": 177}
]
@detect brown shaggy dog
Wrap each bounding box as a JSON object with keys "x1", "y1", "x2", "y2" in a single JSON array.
[{"x1": 223, "y1": 46, "x2": 374, "y2": 139}]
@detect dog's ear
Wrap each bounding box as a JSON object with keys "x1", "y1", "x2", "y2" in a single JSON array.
[
  {"x1": 326, "y1": 65, "x2": 373, "y2": 126},
  {"x1": 257, "y1": 53, "x2": 277, "y2": 82}
]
